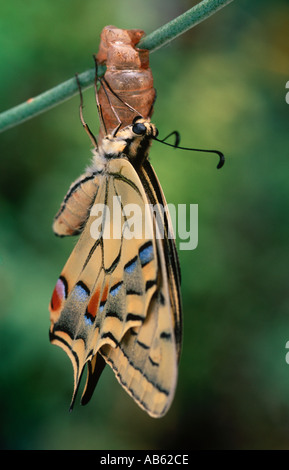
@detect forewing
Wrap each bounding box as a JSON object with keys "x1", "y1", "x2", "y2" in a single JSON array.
[{"x1": 49, "y1": 158, "x2": 161, "y2": 409}]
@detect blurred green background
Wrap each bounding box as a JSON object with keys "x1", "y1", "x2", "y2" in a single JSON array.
[{"x1": 0, "y1": 0, "x2": 289, "y2": 450}]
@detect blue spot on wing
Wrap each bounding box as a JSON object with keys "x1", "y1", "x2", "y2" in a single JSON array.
[
  {"x1": 139, "y1": 242, "x2": 154, "y2": 267},
  {"x1": 124, "y1": 256, "x2": 138, "y2": 273},
  {"x1": 72, "y1": 282, "x2": 90, "y2": 302},
  {"x1": 110, "y1": 281, "x2": 123, "y2": 297},
  {"x1": 84, "y1": 315, "x2": 94, "y2": 326}
]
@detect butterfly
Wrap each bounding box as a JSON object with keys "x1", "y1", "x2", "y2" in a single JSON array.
[
  {"x1": 49, "y1": 57, "x2": 224, "y2": 417},
  {"x1": 49, "y1": 82, "x2": 182, "y2": 417}
]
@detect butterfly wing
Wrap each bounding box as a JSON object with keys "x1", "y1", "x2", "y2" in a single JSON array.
[
  {"x1": 50, "y1": 156, "x2": 180, "y2": 416},
  {"x1": 92, "y1": 160, "x2": 182, "y2": 417},
  {"x1": 98, "y1": 229, "x2": 179, "y2": 417},
  {"x1": 140, "y1": 159, "x2": 182, "y2": 356}
]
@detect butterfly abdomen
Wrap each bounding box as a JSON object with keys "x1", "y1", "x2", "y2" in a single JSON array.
[{"x1": 53, "y1": 172, "x2": 101, "y2": 237}]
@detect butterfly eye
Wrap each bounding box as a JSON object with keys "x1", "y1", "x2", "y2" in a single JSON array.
[
  {"x1": 132, "y1": 122, "x2": 147, "y2": 135},
  {"x1": 132, "y1": 115, "x2": 143, "y2": 124}
]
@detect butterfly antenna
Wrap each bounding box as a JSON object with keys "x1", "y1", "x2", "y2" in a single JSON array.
[
  {"x1": 154, "y1": 132, "x2": 225, "y2": 169},
  {"x1": 75, "y1": 73, "x2": 98, "y2": 148}
]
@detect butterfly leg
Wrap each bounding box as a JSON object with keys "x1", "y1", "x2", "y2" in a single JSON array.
[
  {"x1": 75, "y1": 73, "x2": 98, "y2": 148},
  {"x1": 92, "y1": 55, "x2": 108, "y2": 135},
  {"x1": 93, "y1": 54, "x2": 127, "y2": 137},
  {"x1": 100, "y1": 74, "x2": 142, "y2": 117}
]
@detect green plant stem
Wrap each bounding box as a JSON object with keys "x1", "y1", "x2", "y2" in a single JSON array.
[
  {"x1": 0, "y1": 0, "x2": 234, "y2": 133},
  {"x1": 0, "y1": 66, "x2": 105, "y2": 133},
  {"x1": 138, "y1": 0, "x2": 234, "y2": 51}
]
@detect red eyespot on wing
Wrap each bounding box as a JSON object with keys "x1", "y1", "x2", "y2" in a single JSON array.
[
  {"x1": 50, "y1": 276, "x2": 67, "y2": 312},
  {"x1": 101, "y1": 284, "x2": 109, "y2": 305},
  {"x1": 86, "y1": 288, "x2": 100, "y2": 322}
]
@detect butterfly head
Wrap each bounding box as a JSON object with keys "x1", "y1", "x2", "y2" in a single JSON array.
[
  {"x1": 99, "y1": 117, "x2": 158, "y2": 164},
  {"x1": 130, "y1": 116, "x2": 158, "y2": 138}
]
